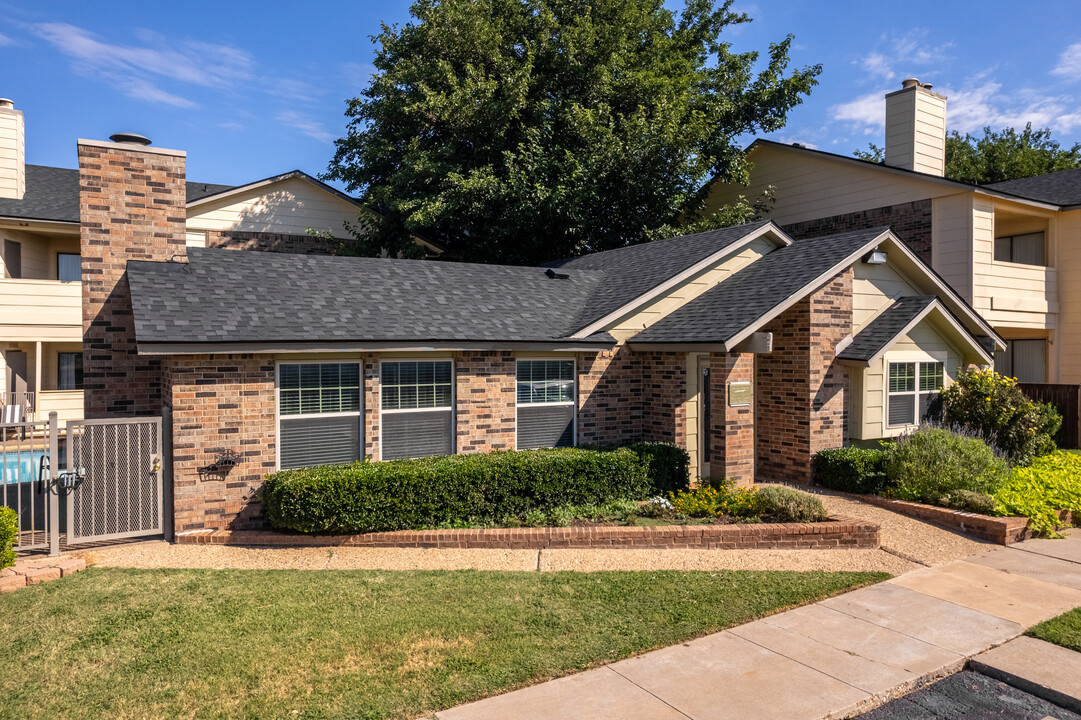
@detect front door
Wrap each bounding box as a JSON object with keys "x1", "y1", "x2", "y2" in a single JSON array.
[{"x1": 6, "y1": 350, "x2": 27, "y2": 396}]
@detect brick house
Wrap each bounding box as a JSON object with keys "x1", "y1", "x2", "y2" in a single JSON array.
[{"x1": 60, "y1": 134, "x2": 1001, "y2": 535}]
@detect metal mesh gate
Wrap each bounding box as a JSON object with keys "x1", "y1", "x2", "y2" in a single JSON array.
[{"x1": 65, "y1": 417, "x2": 163, "y2": 544}]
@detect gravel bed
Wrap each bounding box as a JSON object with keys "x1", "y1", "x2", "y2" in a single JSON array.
[{"x1": 75, "y1": 486, "x2": 991, "y2": 574}]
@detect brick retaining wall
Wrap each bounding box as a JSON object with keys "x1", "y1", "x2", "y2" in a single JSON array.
[{"x1": 176, "y1": 516, "x2": 879, "y2": 550}]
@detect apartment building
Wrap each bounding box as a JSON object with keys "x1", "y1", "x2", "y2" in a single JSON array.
[{"x1": 706, "y1": 78, "x2": 1081, "y2": 386}]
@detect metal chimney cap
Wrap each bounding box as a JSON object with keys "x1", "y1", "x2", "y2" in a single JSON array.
[
  {"x1": 109, "y1": 132, "x2": 152, "y2": 146},
  {"x1": 901, "y1": 78, "x2": 920, "y2": 89},
  {"x1": 0, "y1": 98, "x2": 14, "y2": 109}
]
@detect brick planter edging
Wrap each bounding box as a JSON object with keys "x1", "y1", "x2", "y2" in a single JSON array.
[
  {"x1": 176, "y1": 516, "x2": 879, "y2": 551},
  {"x1": 828, "y1": 491, "x2": 1075, "y2": 545},
  {"x1": 1, "y1": 556, "x2": 87, "y2": 593}
]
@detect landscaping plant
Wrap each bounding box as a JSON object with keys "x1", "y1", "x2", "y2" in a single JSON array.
[
  {"x1": 811, "y1": 446, "x2": 888, "y2": 494},
  {"x1": 669, "y1": 483, "x2": 763, "y2": 519},
  {"x1": 755, "y1": 486, "x2": 829, "y2": 523},
  {"x1": 939, "y1": 367, "x2": 1061, "y2": 465},
  {"x1": 882, "y1": 425, "x2": 1011, "y2": 505},
  {"x1": 263, "y1": 447, "x2": 650, "y2": 534},
  {"x1": 625, "y1": 441, "x2": 692, "y2": 494},
  {"x1": 993, "y1": 451, "x2": 1081, "y2": 535},
  {"x1": 0, "y1": 506, "x2": 16, "y2": 569}
]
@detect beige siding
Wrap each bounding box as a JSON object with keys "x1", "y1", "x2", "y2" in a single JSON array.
[
  {"x1": 852, "y1": 260, "x2": 921, "y2": 332},
  {"x1": 186, "y1": 177, "x2": 360, "y2": 237},
  {"x1": 0, "y1": 279, "x2": 82, "y2": 340},
  {"x1": 0, "y1": 228, "x2": 79, "y2": 280},
  {"x1": 973, "y1": 199, "x2": 1058, "y2": 330},
  {"x1": 855, "y1": 319, "x2": 963, "y2": 441},
  {"x1": 884, "y1": 87, "x2": 946, "y2": 176},
  {"x1": 685, "y1": 354, "x2": 702, "y2": 478},
  {"x1": 610, "y1": 236, "x2": 777, "y2": 341},
  {"x1": 703, "y1": 146, "x2": 942, "y2": 226},
  {"x1": 930, "y1": 193, "x2": 975, "y2": 301},
  {"x1": 1057, "y1": 210, "x2": 1081, "y2": 383}
]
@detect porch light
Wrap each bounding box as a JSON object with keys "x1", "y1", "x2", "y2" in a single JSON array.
[{"x1": 862, "y1": 250, "x2": 888, "y2": 264}]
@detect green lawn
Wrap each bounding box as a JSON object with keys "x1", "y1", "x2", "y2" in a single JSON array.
[
  {"x1": 1028, "y1": 606, "x2": 1081, "y2": 653},
  {"x1": 0, "y1": 567, "x2": 886, "y2": 720}
]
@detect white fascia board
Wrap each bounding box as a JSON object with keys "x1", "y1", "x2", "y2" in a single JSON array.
[
  {"x1": 864, "y1": 300, "x2": 993, "y2": 366},
  {"x1": 570, "y1": 221, "x2": 790, "y2": 339}
]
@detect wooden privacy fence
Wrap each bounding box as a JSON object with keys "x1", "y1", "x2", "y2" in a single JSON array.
[{"x1": 1018, "y1": 383, "x2": 1080, "y2": 449}]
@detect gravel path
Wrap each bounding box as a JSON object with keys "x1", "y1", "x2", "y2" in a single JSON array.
[{"x1": 80, "y1": 488, "x2": 991, "y2": 575}]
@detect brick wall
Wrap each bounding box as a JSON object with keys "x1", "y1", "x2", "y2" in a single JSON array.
[
  {"x1": 782, "y1": 199, "x2": 932, "y2": 264},
  {"x1": 206, "y1": 230, "x2": 343, "y2": 256},
  {"x1": 577, "y1": 347, "x2": 642, "y2": 446},
  {"x1": 709, "y1": 352, "x2": 755, "y2": 484},
  {"x1": 78, "y1": 141, "x2": 187, "y2": 417},
  {"x1": 165, "y1": 354, "x2": 276, "y2": 533},
  {"x1": 455, "y1": 350, "x2": 516, "y2": 452},
  {"x1": 756, "y1": 269, "x2": 852, "y2": 483},
  {"x1": 641, "y1": 351, "x2": 687, "y2": 445},
  {"x1": 364, "y1": 357, "x2": 381, "y2": 461}
]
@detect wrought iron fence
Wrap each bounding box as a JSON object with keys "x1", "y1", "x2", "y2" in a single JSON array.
[{"x1": 0, "y1": 412, "x2": 59, "y2": 553}]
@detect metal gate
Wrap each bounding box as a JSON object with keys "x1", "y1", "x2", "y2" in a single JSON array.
[
  {"x1": 1, "y1": 416, "x2": 57, "y2": 552},
  {"x1": 65, "y1": 417, "x2": 163, "y2": 544}
]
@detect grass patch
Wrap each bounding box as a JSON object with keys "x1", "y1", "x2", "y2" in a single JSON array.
[
  {"x1": 0, "y1": 567, "x2": 885, "y2": 719},
  {"x1": 1028, "y1": 606, "x2": 1081, "y2": 653}
]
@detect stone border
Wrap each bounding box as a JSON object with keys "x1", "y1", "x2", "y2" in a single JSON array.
[
  {"x1": 1, "y1": 556, "x2": 87, "y2": 593},
  {"x1": 834, "y1": 492, "x2": 1075, "y2": 545},
  {"x1": 176, "y1": 516, "x2": 879, "y2": 551}
]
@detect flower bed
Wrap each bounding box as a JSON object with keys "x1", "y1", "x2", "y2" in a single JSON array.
[{"x1": 176, "y1": 516, "x2": 880, "y2": 550}]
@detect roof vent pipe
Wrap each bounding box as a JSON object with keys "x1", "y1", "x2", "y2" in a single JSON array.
[
  {"x1": 0, "y1": 98, "x2": 13, "y2": 109},
  {"x1": 901, "y1": 78, "x2": 920, "y2": 89},
  {"x1": 109, "y1": 132, "x2": 152, "y2": 146}
]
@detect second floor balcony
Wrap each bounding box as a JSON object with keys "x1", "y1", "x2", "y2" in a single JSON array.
[{"x1": 0, "y1": 278, "x2": 82, "y2": 340}]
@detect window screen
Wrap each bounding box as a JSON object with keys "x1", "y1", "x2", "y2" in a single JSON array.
[
  {"x1": 278, "y1": 363, "x2": 361, "y2": 470},
  {"x1": 381, "y1": 361, "x2": 453, "y2": 460},
  {"x1": 517, "y1": 360, "x2": 575, "y2": 449},
  {"x1": 57, "y1": 352, "x2": 83, "y2": 390},
  {"x1": 887, "y1": 361, "x2": 944, "y2": 427},
  {"x1": 994, "y1": 232, "x2": 1045, "y2": 266},
  {"x1": 57, "y1": 253, "x2": 81, "y2": 282}
]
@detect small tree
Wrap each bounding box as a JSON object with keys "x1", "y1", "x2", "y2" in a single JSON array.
[{"x1": 938, "y1": 367, "x2": 1061, "y2": 465}]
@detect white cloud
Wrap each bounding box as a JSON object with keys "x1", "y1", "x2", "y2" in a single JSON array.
[
  {"x1": 30, "y1": 22, "x2": 254, "y2": 107},
  {"x1": 1052, "y1": 42, "x2": 1081, "y2": 80},
  {"x1": 857, "y1": 28, "x2": 953, "y2": 81},
  {"x1": 277, "y1": 110, "x2": 335, "y2": 143},
  {"x1": 831, "y1": 91, "x2": 884, "y2": 133},
  {"x1": 0, "y1": 32, "x2": 16, "y2": 47},
  {"x1": 341, "y1": 62, "x2": 376, "y2": 88},
  {"x1": 768, "y1": 134, "x2": 818, "y2": 150}
]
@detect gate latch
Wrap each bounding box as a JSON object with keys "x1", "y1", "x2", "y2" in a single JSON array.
[{"x1": 58, "y1": 467, "x2": 86, "y2": 490}]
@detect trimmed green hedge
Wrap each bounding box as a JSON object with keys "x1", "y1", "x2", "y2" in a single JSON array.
[
  {"x1": 263, "y1": 448, "x2": 651, "y2": 534},
  {"x1": 0, "y1": 506, "x2": 17, "y2": 570},
  {"x1": 812, "y1": 447, "x2": 887, "y2": 494},
  {"x1": 625, "y1": 441, "x2": 690, "y2": 494}
]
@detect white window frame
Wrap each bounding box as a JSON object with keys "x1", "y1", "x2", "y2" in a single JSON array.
[
  {"x1": 514, "y1": 356, "x2": 577, "y2": 451},
  {"x1": 884, "y1": 351, "x2": 947, "y2": 429},
  {"x1": 275, "y1": 359, "x2": 364, "y2": 471},
  {"x1": 378, "y1": 358, "x2": 456, "y2": 462}
]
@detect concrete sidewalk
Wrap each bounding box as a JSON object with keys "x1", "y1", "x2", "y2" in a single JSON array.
[{"x1": 436, "y1": 530, "x2": 1081, "y2": 720}]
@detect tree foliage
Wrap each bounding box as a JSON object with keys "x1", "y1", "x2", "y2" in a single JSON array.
[
  {"x1": 326, "y1": 0, "x2": 821, "y2": 264},
  {"x1": 853, "y1": 123, "x2": 1081, "y2": 185}
]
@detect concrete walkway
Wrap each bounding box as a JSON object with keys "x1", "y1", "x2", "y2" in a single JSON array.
[{"x1": 435, "y1": 530, "x2": 1081, "y2": 720}]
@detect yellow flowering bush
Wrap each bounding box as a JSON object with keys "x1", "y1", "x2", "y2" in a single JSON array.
[
  {"x1": 669, "y1": 482, "x2": 764, "y2": 518},
  {"x1": 994, "y1": 451, "x2": 1081, "y2": 535}
]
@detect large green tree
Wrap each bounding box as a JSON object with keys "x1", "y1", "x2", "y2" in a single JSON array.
[
  {"x1": 854, "y1": 124, "x2": 1081, "y2": 185},
  {"x1": 326, "y1": 0, "x2": 821, "y2": 264}
]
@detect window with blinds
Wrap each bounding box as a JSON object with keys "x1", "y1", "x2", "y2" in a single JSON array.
[
  {"x1": 994, "y1": 232, "x2": 1046, "y2": 266},
  {"x1": 994, "y1": 339, "x2": 1047, "y2": 383},
  {"x1": 381, "y1": 360, "x2": 454, "y2": 460},
  {"x1": 517, "y1": 359, "x2": 575, "y2": 449},
  {"x1": 887, "y1": 360, "x2": 944, "y2": 427},
  {"x1": 278, "y1": 363, "x2": 361, "y2": 470}
]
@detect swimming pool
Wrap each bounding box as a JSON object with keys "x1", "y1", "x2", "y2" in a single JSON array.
[{"x1": 1, "y1": 449, "x2": 47, "y2": 487}]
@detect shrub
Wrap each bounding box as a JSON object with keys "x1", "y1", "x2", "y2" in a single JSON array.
[
  {"x1": 0, "y1": 506, "x2": 16, "y2": 570},
  {"x1": 588, "y1": 442, "x2": 691, "y2": 494},
  {"x1": 938, "y1": 489, "x2": 996, "y2": 515},
  {"x1": 882, "y1": 425, "x2": 1011, "y2": 504},
  {"x1": 263, "y1": 448, "x2": 651, "y2": 534},
  {"x1": 812, "y1": 447, "x2": 888, "y2": 494},
  {"x1": 994, "y1": 451, "x2": 1081, "y2": 535},
  {"x1": 756, "y1": 486, "x2": 829, "y2": 523},
  {"x1": 940, "y1": 367, "x2": 1061, "y2": 465}
]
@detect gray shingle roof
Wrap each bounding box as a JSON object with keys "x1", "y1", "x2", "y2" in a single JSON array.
[
  {"x1": 986, "y1": 168, "x2": 1081, "y2": 206},
  {"x1": 630, "y1": 227, "x2": 889, "y2": 346},
  {"x1": 0, "y1": 165, "x2": 233, "y2": 223},
  {"x1": 545, "y1": 220, "x2": 772, "y2": 332},
  {"x1": 836, "y1": 296, "x2": 937, "y2": 362},
  {"x1": 128, "y1": 248, "x2": 611, "y2": 346}
]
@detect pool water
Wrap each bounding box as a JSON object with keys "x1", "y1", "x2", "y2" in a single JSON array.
[{"x1": 1, "y1": 449, "x2": 47, "y2": 486}]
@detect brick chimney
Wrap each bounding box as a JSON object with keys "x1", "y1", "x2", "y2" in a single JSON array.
[
  {"x1": 78, "y1": 134, "x2": 187, "y2": 418},
  {"x1": 0, "y1": 98, "x2": 25, "y2": 200},
  {"x1": 884, "y1": 78, "x2": 947, "y2": 176}
]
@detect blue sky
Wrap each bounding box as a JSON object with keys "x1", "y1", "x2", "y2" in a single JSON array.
[{"x1": 3, "y1": 0, "x2": 1081, "y2": 189}]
